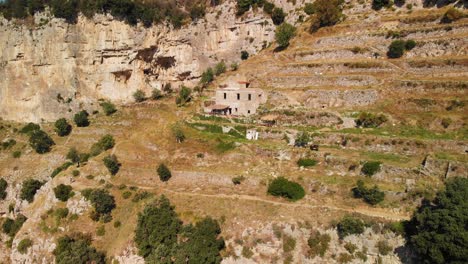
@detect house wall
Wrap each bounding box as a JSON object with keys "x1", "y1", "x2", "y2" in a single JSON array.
[{"x1": 215, "y1": 88, "x2": 266, "y2": 115}]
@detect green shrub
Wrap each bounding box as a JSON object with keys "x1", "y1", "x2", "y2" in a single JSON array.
[
  {"x1": 132, "y1": 191, "x2": 153, "y2": 203},
  {"x1": 352, "y1": 180, "x2": 385, "y2": 205},
  {"x1": 275, "y1": 22, "x2": 296, "y2": 49},
  {"x1": 283, "y1": 235, "x2": 296, "y2": 253},
  {"x1": 74, "y1": 110, "x2": 90, "y2": 127},
  {"x1": 90, "y1": 135, "x2": 115, "y2": 156},
  {"x1": 55, "y1": 208, "x2": 69, "y2": 219},
  {"x1": 304, "y1": 3, "x2": 315, "y2": 15},
  {"x1": 337, "y1": 216, "x2": 365, "y2": 239},
  {"x1": 96, "y1": 225, "x2": 105, "y2": 236},
  {"x1": 294, "y1": 132, "x2": 310, "y2": 147},
  {"x1": 377, "y1": 240, "x2": 393, "y2": 255},
  {"x1": 122, "y1": 191, "x2": 132, "y2": 199},
  {"x1": 242, "y1": 246, "x2": 254, "y2": 258},
  {"x1": 0, "y1": 179, "x2": 8, "y2": 200},
  {"x1": 308, "y1": 231, "x2": 331, "y2": 257},
  {"x1": 133, "y1": 90, "x2": 146, "y2": 103},
  {"x1": 344, "y1": 242, "x2": 358, "y2": 254},
  {"x1": 103, "y1": 155, "x2": 120, "y2": 175},
  {"x1": 387, "y1": 40, "x2": 406, "y2": 58},
  {"x1": 405, "y1": 39, "x2": 416, "y2": 50},
  {"x1": 114, "y1": 220, "x2": 121, "y2": 228},
  {"x1": 151, "y1": 89, "x2": 163, "y2": 100},
  {"x1": 271, "y1": 7, "x2": 286, "y2": 25},
  {"x1": 53, "y1": 233, "x2": 106, "y2": 264},
  {"x1": 20, "y1": 179, "x2": 44, "y2": 202},
  {"x1": 337, "y1": 253, "x2": 353, "y2": 263},
  {"x1": 200, "y1": 68, "x2": 214, "y2": 87},
  {"x1": 267, "y1": 177, "x2": 305, "y2": 201},
  {"x1": 175, "y1": 86, "x2": 192, "y2": 106},
  {"x1": 361, "y1": 161, "x2": 382, "y2": 176},
  {"x1": 405, "y1": 177, "x2": 468, "y2": 264},
  {"x1": 29, "y1": 130, "x2": 55, "y2": 154},
  {"x1": 82, "y1": 189, "x2": 116, "y2": 220},
  {"x1": 100, "y1": 101, "x2": 117, "y2": 116},
  {"x1": 54, "y1": 118, "x2": 72, "y2": 136},
  {"x1": 157, "y1": 163, "x2": 172, "y2": 182},
  {"x1": 232, "y1": 176, "x2": 245, "y2": 185},
  {"x1": 12, "y1": 150, "x2": 22, "y2": 158},
  {"x1": 372, "y1": 0, "x2": 390, "y2": 10},
  {"x1": 51, "y1": 162, "x2": 73, "y2": 178},
  {"x1": 17, "y1": 238, "x2": 33, "y2": 254},
  {"x1": 297, "y1": 158, "x2": 318, "y2": 167},
  {"x1": 309, "y1": 0, "x2": 343, "y2": 33},
  {"x1": 355, "y1": 112, "x2": 387, "y2": 128},
  {"x1": 54, "y1": 184, "x2": 74, "y2": 202}
]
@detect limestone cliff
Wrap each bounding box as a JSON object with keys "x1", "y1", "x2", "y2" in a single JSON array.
[{"x1": 0, "y1": 0, "x2": 304, "y2": 122}]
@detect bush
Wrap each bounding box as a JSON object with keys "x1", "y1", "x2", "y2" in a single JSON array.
[
  {"x1": 241, "y1": 50, "x2": 249, "y2": 60},
  {"x1": 230, "y1": 62, "x2": 238, "y2": 71},
  {"x1": 54, "y1": 118, "x2": 72, "y2": 136},
  {"x1": 171, "y1": 124, "x2": 186, "y2": 143},
  {"x1": 55, "y1": 208, "x2": 69, "y2": 219},
  {"x1": 151, "y1": 89, "x2": 163, "y2": 100},
  {"x1": 309, "y1": 0, "x2": 343, "y2": 33},
  {"x1": 267, "y1": 177, "x2": 305, "y2": 201},
  {"x1": 405, "y1": 39, "x2": 416, "y2": 50},
  {"x1": 20, "y1": 123, "x2": 40, "y2": 135},
  {"x1": 441, "y1": 7, "x2": 464, "y2": 24},
  {"x1": 96, "y1": 225, "x2": 105, "y2": 236},
  {"x1": 29, "y1": 130, "x2": 55, "y2": 154},
  {"x1": 271, "y1": 7, "x2": 285, "y2": 25},
  {"x1": 20, "y1": 179, "x2": 44, "y2": 202},
  {"x1": 12, "y1": 150, "x2": 21, "y2": 158},
  {"x1": 232, "y1": 176, "x2": 245, "y2": 185},
  {"x1": 377, "y1": 240, "x2": 393, "y2": 255},
  {"x1": 214, "y1": 61, "x2": 227, "y2": 76},
  {"x1": 405, "y1": 177, "x2": 468, "y2": 264},
  {"x1": 100, "y1": 101, "x2": 117, "y2": 116},
  {"x1": 53, "y1": 233, "x2": 106, "y2": 264},
  {"x1": 200, "y1": 68, "x2": 214, "y2": 87},
  {"x1": 2, "y1": 214, "x2": 27, "y2": 237},
  {"x1": 352, "y1": 180, "x2": 385, "y2": 205},
  {"x1": 337, "y1": 216, "x2": 365, "y2": 239},
  {"x1": 308, "y1": 231, "x2": 331, "y2": 257},
  {"x1": 133, "y1": 90, "x2": 146, "y2": 102},
  {"x1": 51, "y1": 162, "x2": 73, "y2": 178},
  {"x1": 157, "y1": 163, "x2": 172, "y2": 182},
  {"x1": 73, "y1": 110, "x2": 90, "y2": 127},
  {"x1": 294, "y1": 132, "x2": 310, "y2": 147},
  {"x1": 122, "y1": 191, "x2": 132, "y2": 199},
  {"x1": 283, "y1": 235, "x2": 296, "y2": 253},
  {"x1": 441, "y1": 118, "x2": 452, "y2": 128},
  {"x1": 0, "y1": 178, "x2": 8, "y2": 200},
  {"x1": 114, "y1": 220, "x2": 121, "y2": 228},
  {"x1": 54, "y1": 184, "x2": 74, "y2": 202},
  {"x1": 103, "y1": 155, "x2": 120, "y2": 175},
  {"x1": 304, "y1": 3, "x2": 315, "y2": 15},
  {"x1": 297, "y1": 158, "x2": 318, "y2": 167},
  {"x1": 361, "y1": 161, "x2": 382, "y2": 176},
  {"x1": 372, "y1": 0, "x2": 390, "y2": 10},
  {"x1": 17, "y1": 238, "x2": 33, "y2": 254},
  {"x1": 90, "y1": 135, "x2": 115, "y2": 156},
  {"x1": 355, "y1": 112, "x2": 387, "y2": 128},
  {"x1": 275, "y1": 22, "x2": 296, "y2": 49}
]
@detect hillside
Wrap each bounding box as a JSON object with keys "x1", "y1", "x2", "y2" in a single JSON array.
[{"x1": 0, "y1": 0, "x2": 467, "y2": 263}]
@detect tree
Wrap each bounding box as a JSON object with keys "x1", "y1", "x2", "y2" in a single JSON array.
[
  {"x1": 54, "y1": 184, "x2": 74, "y2": 202},
  {"x1": 74, "y1": 110, "x2": 90, "y2": 127},
  {"x1": 50, "y1": 0, "x2": 79, "y2": 23},
  {"x1": 405, "y1": 39, "x2": 416, "y2": 50},
  {"x1": 55, "y1": 118, "x2": 72, "y2": 137},
  {"x1": 352, "y1": 180, "x2": 385, "y2": 205},
  {"x1": 271, "y1": 7, "x2": 285, "y2": 25},
  {"x1": 103, "y1": 155, "x2": 120, "y2": 175},
  {"x1": 294, "y1": 132, "x2": 310, "y2": 147},
  {"x1": 176, "y1": 86, "x2": 192, "y2": 106},
  {"x1": 405, "y1": 178, "x2": 468, "y2": 264},
  {"x1": 304, "y1": 3, "x2": 315, "y2": 15},
  {"x1": 267, "y1": 177, "x2": 305, "y2": 201},
  {"x1": 135, "y1": 196, "x2": 182, "y2": 260},
  {"x1": 309, "y1": 0, "x2": 343, "y2": 33},
  {"x1": 133, "y1": 90, "x2": 146, "y2": 102},
  {"x1": 29, "y1": 130, "x2": 55, "y2": 154},
  {"x1": 90, "y1": 134, "x2": 115, "y2": 156},
  {"x1": 151, "y1": 89, "x2": 163, "y2": 100},
  {"x1": 275, "y1": 22, "x2": 296, "y2": 49},
  {"x1": 2, "y1": 214, "x2": 27, "y2": 237},
  {"x1": 355, "y1": 112, "x2": 387, "y2": 128},
  {"x1": 214, "y1": 61, "x2": 226, "y2": 76},
  {"x1": 337, "y1": 216, "x2": 365, "y2": 239},
  {"x1": 372, "y1": 0, "x2": 390, "y2": 10},
  {"x1": 66, "y1": 147, "x2": 80, "y2": 164},
  {"x1": 157, "y1": 164, "x2": 172, "y2": 182},
  {"x1": 171, "y1": 124, "x2": 186, "y2": 143},
  {"x1": 100, "y1": 101, "x2": 117, "y2": 116},
  {"x1": 387, "y1": 40, "x2": 406, "y2": 58},
  {"x1": 20, "y1": 179, "x2": 44, "y2": 202},
  {"x1": 0, "y1": 179, "x2": 8, "y2": 200},
  {"x1": 241, "y1": 50, "x2": 249, "y2": 60},
  {"x1": 200, "y1": 68, "x2": 214, "y2": 87},
  {"x1": 20, "y1": 122, "x2": 40, "y2": 135},
  {"x1": 82, "y1": 189, "x2": 116, "y2": 220},
  {"x1": 53, "y1": 233, "x2": 106, "y2": 264},
  {"x1": 17, "y1": 238, "x2": 33, "y2": 254}
]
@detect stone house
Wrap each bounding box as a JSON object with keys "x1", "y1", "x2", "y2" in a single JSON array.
[{"x1": 205, "y1": 78, "x2": 266, "y2": 116}]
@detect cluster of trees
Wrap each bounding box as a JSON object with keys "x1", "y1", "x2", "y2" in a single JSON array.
[
  {"x1": 53, "y1": 233, "x2": 106, "y2": 264},
  {"x1": 267, "y1": 177, "x2": 305, "y2": 201},
  {"x1": 236, "y1": 0, "x2": 285, "y2": 25},
  {"x1": 352, "y1": 180, "x2": 385, "y2": 205},
  {"x1": 2, "y1": 214, "x2": 27, "y2": 237},
  {"x1": 307, "y1": 0, "x2": 344, "y2": 33},
  {"x1": 103, "y1": 154, "x2": 120, "y2": 175},
  {"x1": 20, "y1": 179, "x2": 45, "y2": 202},
  {"x1": 387, "y1": 39, "x2": 416, "y2": 58},
  {"x1": 20, "y1": 123, "x2": 55, "y2": 154},
  {"x1": 53, "y1": 184, "x2": 74, "y2": 202},
  {"x1": 336, "y1": 216, "x2": 366, "y2": 239},
  {"x1": 135, "y1": 195, "x2": 225, "y2": 263},
  {"x1": 0, "y1": 0, "x2": 219, "y2": 27}
]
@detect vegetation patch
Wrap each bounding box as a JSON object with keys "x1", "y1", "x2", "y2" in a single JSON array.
[
  {"x1": 308, "y1": 231, "x2": 331, "y2": 257},
  {"x1": 337, "y1": 216, "x2": 365, "y2": 239},
  {"x1": 361, "y1": 161, "x2": 382, "y2": 177},
  {"x1": 297, "y1": 158, "x2": 318, "y2": 167},
  {"x1": 352, "y1": 180, "x2": 385, "y2": 205},
  {"x1": 267, "y1": 177, "x2": 305, "y2": 201},
  {"x1": 51, "y1": 162, "x2": 73, "y2": 178},
  {"x1": 20, "y1": 179, "x2": 45, "y2": 202},
  {"x1": 53, "y1": 233, "x2": 106, "y2": 264},
  {"x1": 53, "y1": 184, "x2": 74, "y2": 202},
  {"x1": 17, "y1": 238, "x2": 33, "y2": 254}
]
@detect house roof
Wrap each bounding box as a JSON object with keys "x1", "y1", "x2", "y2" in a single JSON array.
[{"x1": 208, "y1": 104, "x2": 230, "y2": 110}]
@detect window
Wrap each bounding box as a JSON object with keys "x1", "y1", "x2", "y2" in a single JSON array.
[
  {"x1": 248, "y1": 94, "x2": 251, "y2": 101},
  {"x1": 248, "y1": 110, "x2": 251, "y2": 114},
  {"x1": 237, "y1": 93, "x2": 240, "y2": 100},
  {"x1": 223, "y1": 93, "x2": 226, "y2": 99},
  {"x1": 235, "y1": 108, "x2": 238, "y2": 112}
]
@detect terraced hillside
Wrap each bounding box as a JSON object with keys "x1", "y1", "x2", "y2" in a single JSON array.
[{"x1": 0, "y1": 1, "x2": 466, "y2": 264}]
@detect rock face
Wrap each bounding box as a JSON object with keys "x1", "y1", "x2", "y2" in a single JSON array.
[{"x1": 0, "y1": 0, "x2": 303, "y2": 122}]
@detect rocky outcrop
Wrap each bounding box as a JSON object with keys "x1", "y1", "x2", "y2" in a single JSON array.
[{"x1": 0, "y1": 0, "x2": 305, "y2": 122}]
